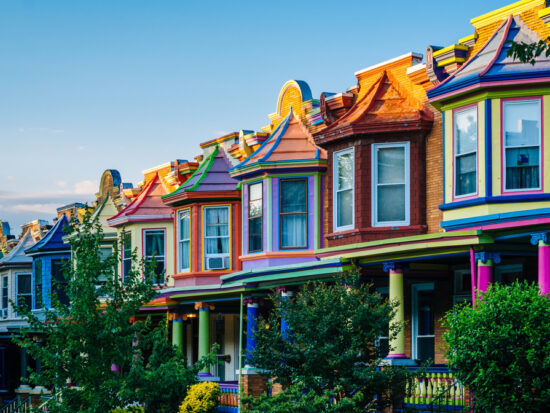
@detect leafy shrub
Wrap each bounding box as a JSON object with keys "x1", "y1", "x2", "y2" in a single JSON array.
[
  {"x1": 179, "y1": 382, "x2": 221, "y2": 413},
  {"x1": 111, "y1": 406, "x2": 145, "y2": 413}
]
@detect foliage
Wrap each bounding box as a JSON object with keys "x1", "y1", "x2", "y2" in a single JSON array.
[
  {"x1": 506, "y1": 38, "x2": 550, "y2": 65},
  {"x1": 178, "y1": 381, "x2": 221, "y2": 413},
  {"x1": 111, "y1": 407, "x2": 145, "y2": 413},
  {"x1": 13, "y1": 212, "x2": 212, "y2": 413},
  {"x1": 443, "y1": 281, "x2": 550, "y2": 412},
  {"x1": 249, "y1": 271, "x2": 417, "y2": 411},
  {"x1": 241, "y1": 382, "x2": 366, "y2": 413}
]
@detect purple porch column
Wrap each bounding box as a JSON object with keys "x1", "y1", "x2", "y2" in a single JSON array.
[
  {"x1": 475, "y1": 252, "x2": 500, "y2": 293},
  {"x1": 531, "y1": 233, "x2": 550, "y2": 295},
  {"x1": 244, "y1": 298, "x2": 260, "y2": 366}
]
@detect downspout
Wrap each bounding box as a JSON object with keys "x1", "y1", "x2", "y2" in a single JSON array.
[
  {"x1": 470, "y1": 248, "x2": 477, "y2": 306},
  {"x1": 238, "y1": 292, "x2": 244, "y2": 412}
]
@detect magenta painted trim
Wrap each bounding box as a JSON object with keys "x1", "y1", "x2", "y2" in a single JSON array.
[
  {"x1": 479, "y1": 15, "x2": 513, "y2": 77},
  {"x1": 455, "y1": 216, "x2": 550, "y2": 232},
  {"x1": 477, "y1": 264, "x2": 493, "y2": 292},
  {"x1": 539, "y1": 244, "x2": 550, "y2": 295},
  {"x1": 386, "y1": 353, "x2": 408, "y2": 359},
  {"x1": 500, "y1": 96, "x2": 544, "y2": 195},
  {"x1": 452, "y1": 103, "x2": 479, "y2": 202},
  {"x1": 470, "y1": 248, "x2": 477, "y2": 306}
]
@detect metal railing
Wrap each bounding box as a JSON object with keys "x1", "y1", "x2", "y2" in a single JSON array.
[{"x1": 0, "y1": 396, "x2": 30, "y2": 413}]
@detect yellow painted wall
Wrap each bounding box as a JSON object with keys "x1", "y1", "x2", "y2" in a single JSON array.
[{"x1": 115, "y1": 221, "x2": 175, "y2": 287}]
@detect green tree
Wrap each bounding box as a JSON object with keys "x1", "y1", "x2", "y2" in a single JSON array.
[
  {"x1": 507, "y1": 38, "x2": 550, "y2": 65},
  {"x1": 247, "y1": 272, "x2": 416, "y2": 411},
  {"x1": 443, "y1": 281, "x2": 550, "y2": 412},
  {"x1": 14, "y1": 213, "x2": 212, "y2": 413}
]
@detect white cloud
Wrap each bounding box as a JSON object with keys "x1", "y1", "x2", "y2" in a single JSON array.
[
  {"x1": 74, "y1": 180, "x2": 97, "y2": 195},
  {"x1": 56, "y1": 180, "x2": 68, "y2": 188},
  {"x1": 7, "y1": 176, "x2": 13, "y2": 181},
  {"x1": 9, "y1": 203, "x2": 59, "y2": 214},
  {"x1": 17, "y1": 127, "x2": 64, "y2": 134},
  {"x1": 77, "y1": 145, "x2": 86, "y2": 151}
]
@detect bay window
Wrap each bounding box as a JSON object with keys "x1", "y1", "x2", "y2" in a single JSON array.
[
  {"x1": 204, "y1": 206, "x2": 230, "y2": 270},
  {"x1": 333, "y1": 148, "x2": 354, "y2": 231},
  {"x1": 17, "y1": 273, "x2": 32, "y2": 310},
  {"x1": 178, "y1": 210, "x2": 191, "y2": 272},
  {"x1": 144, "y1": 229, "x2": 166, "y2": 284},
  {"x1": 454, "y1": 106, "x2": 478, "y2": 197},
  {"x1": 503, "y1": 98, "x2": 541, "y2": 191},
  {"x1": 52, "y1": 259, "x2": 69, "y2": 306},
  {"x1": 248, "y1": 182, "x2": 263, "y2": 253},
  {"x1": 280, "y1": 179, "x2": 307, "y2": 249},
  {"x1": 372, "y1": 142, "x2": 410, "y2": 226}
]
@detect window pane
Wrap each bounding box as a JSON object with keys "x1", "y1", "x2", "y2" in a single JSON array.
[
  {"x1": 377, "y1": 185, "x2": 405, "y2": 222},
  {"x1": 280, "y1": 180, "x2": 307, "y2": 213},
  {"x1": 337, "y1": 189, "x2": 353, "y2": 228},
  {"x1": 337, "y1": 152, "x2": 353, "y2": 190},
  {"x1": 377, "y1": 147, "x2": 404, "y2": 184},
  {"x1": 180, "y1": 240, "x2": 190, "y2": 270},
  {"x1": 455, "y1": 108, "x2": 477, "y2": 155},
  {"x1": 281, "y1": 214, "x2": 307, "y2": 248},
  {"x1": 52, "y1": 260, "x2": 69, "y2": 306},
  {"x1": 249, "y1": 182, "x2": 262, "y2": 201},
  {"x1": 145, "y1": 231, "x2": 164, "y2": 256},
  {"x1": 505, "y1": 147, "x2": 540, "y2": 190},
  {"x1": 417, "y1": 336, "x2": 435, "y2": 362},
  {"x1": 418, "y1": 290, "x2": 434, "y2": 336},
  {"x1": 123, "y1": 233, "x2": 131, "y2": 254},
  {"x1": 179, "y1": 211, "x2": 190, "y2": 240},
  {"x1": 34, "y1": 259, "x2": 42, "y2": 309},
  {"x1": 249, "y1": 200, "x2": 262, "y2": 218},
  {"x1": 206, "y1": 208, "x2": 229, "y2": 236},
  {"x1": 18, "y1": 274, "x2": 31, "y2": 294},
  {"x1": 206, "y1": 237, "x2": 229, "y2": 254},
  {"x1": 456, "y1": 153, "x2": 476, "y2": 196},
  {"x1": 504, "y1": 100, "x2": 540, "y2": 147}
]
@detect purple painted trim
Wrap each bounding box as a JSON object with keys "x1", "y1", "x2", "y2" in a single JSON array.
[
  {"x1": 320, "y1": 175, "x2": 325, "y2": 249},
  {"x1": 272, "y1": 178, "x2": 279, "y2": 250},
  {"x1": 308, "y1": 175, "x2": 315, "y2": 249}
]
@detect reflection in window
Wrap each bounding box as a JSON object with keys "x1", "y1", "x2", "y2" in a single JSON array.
[
  {"x1": 17, "y1": 273, "x2": 32, "y2": 311},
  {"x1": 503, "y1": 99, "x2": 541, "y2": 191},
  {"x1": 179, "y1": 210, "x2": 191, "y2": 272},
  {"x1": 454, "y1": 107, "x2": 477, "y2": 197},
  {"x1": 248, "y1": 183, "x2": 263, "y2": 252},
  {"x1": 334, "y1": 148, "x2": 354, "y2": 231},
  {"x1": 280, "y1": 179, "x2": 307, "y2": 249},
  {"x1": 144, "y1": 229, "x2": 166, "y2": 284}
]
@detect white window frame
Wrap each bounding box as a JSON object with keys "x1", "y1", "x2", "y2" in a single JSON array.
[
  {"x1": 203, "y1": 205, "x2": 231, "y2": 271},
  {"x1": 411, "y1": 282, "x2": 435, "y2": 361},
  {"x1": 454, "y1": 106, "x2": 478, "y2": 198},
  {"x1": 16, "y1": 272, "x2": 32, "y2": 313},
  {"x1": 502, "y1": 98, "x2": 542, "y2": 193},
  {"x1": 372, "y1": 142, "x2": 410, "y2": 227},
  {"x1": 333, "y1": 147, "x2": 355, "y2": 232},
  {"x1": 178, "y1": 209, "x2": 191, "y2": 272},
  {"x1": 143, "y1": 228, "x2": 166, "y2": 284},
  {"x1": 1, "y1": 275, "x2": 7, "y2": 310}
]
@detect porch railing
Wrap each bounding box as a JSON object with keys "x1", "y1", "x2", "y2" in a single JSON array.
[
  {"x1": 0, "y1": 396, "x2": 30, "y2": 413},
  {"x1": 401, "y1": 366, "x2": 469, "y2": 411},
  {"x1": 217, "y1": 382, "x2": 238, "y2": 413}
]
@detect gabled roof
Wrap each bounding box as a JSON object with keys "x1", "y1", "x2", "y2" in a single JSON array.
[
  {"x1": 107, "y1": 173, "x2": 172, "y2": 227},
  {"x1": 428, "y1": 15, "x2": 550, "y2": 101},
  {"x1": 25, "y1": 214, "x2": 70, "y2": 256},
  {"x1": 0, "y1": 230, "x2": 36, "y2": 268},
  {"x1": 230, "y1": 112, "x2": 327, "y2": 178},
  {"x1": 163, "y1": 146, "x2": 238, "y2": 202},
  {"x1": 317, "y1": 70, "x2": 433, "y2": 144}
]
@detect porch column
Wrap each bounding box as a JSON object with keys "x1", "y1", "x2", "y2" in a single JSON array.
[
  {"x1": 531, "y1": 233, "x2": 550, "y2": 295},
  {"x1": 385, "y1": 263, "x2": 406, "y2": 359},
  {"x1": 278, "y1": 288, "x2": 293, "y2": 340},
  {"x1": 195, "y1": 302, "x2": 213, "y2": 373},
  {"x1": 171, "y1": 314, "x2": 184, "y2": 352},
  {"x1": 245, "y1": 299, "x2": 259, "y2": 366},
  {"x1": 475, "y1": 252, "x2": 500, "y2": 293}
]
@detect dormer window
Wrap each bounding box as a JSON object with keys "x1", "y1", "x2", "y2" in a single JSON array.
[
  {"x1": 248, "y1": 183, "x2": 263, "y2": 253},
  {"x1": 204, "y1": 206, "x2": 230, "y2": 270},
  {"x1": 280, "y1": 179, "x2": 308, "y2": 249},
  {"x1": 454, "y1": 106, "x2": 478, "y2": 198},
  {"x1": 503, "y1": 98, "x2": 542, "y2": 192},
  {"x1": 334, "y1": 148, "x2": 354, "y2": 231}
]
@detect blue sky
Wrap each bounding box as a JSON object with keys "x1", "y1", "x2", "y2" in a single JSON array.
[{"x1": 0, "y1": 0, "x2": 506, "y2": 235}]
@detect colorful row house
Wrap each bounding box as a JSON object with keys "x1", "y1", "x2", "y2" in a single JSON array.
[{"x1": 3, "y1": 0, "x2": 550, "y2": 409}]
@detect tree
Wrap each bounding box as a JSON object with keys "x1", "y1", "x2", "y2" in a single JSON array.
[
  {"x1": 442, "y1": 281, "x2": 550, "y2": 412},
  {"x1": 247, "y1": 272, "x2": 416, "y2": 411},
  {"x1": 506, "y1": 38, "x2": 550, "y2": 65},
  {"x1": 13, "y1": 213, "x2": 211, "y2": 413}
]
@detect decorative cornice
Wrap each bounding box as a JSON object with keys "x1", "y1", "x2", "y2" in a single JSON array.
[
  {"x1": 474, "y1": 251, "x2": 501, "y2": 264},
  {"x1": 194, "y1": 302, "x2": 215, "y2": 311},
  {"x1": 531, "y1": 232, "x2": 550, "y2": 245}
]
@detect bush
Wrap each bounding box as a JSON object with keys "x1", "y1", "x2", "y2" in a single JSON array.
[
  {"x1": 179, "y1": 382, "x2": 221, "y2": 413},
  {"x1": 443, "y1": 281, "x2": 550, "y2": 412},
  {"x1": 111, "y1": 407, "x2": 144, "y2": 413}
]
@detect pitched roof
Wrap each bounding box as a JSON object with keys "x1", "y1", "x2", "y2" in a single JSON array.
[
  {"x1": 0, "y1": 230, "x2": 36, "y2": 268},
  {"x1": 230, "y1": 111, "x2": 327, "y2": 178},
  {"x1": 428, "y1": 15, "x2": 550, "y2": 100},
  {"x1": 25, "y1": 214, "x2": 70, "y2": 255},
  {"x1": 107, "y1": 173, "x2": 173, "y2": 227},
  {"x1": 317, "y1": 70, "x2": 433, "y2": 143},
  {"x1": 164, "y1": 146, "x2": 238, "y2": 200}
]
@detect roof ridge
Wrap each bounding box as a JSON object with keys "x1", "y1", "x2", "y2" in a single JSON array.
[{"x1": 185, "y1": 145, "x2": 220, "y2": 192}]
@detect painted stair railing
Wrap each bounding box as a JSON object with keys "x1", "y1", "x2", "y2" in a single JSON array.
[
  {"x1": 0, "y1": 396, "x2": 30, "y2": 413},
  {"x1": 217, "y1": 382, "x2": 239, "y2": 413},
  {"x1": 402, "y1": 367, "x2": 468, "y2": 411}
]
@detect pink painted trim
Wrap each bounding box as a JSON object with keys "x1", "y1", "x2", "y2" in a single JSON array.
[
  {"x1": 470, "y1": 248, "x2": 477, "y2": 306},
  {"x1": 452, "y1": 103, "x2": 479, "y2": 202},
  {"x1": 386, "y1": 353, "x2": 408, "y2": 359},
  {"x1": 539, "y1": 245, "x2": 550, "y2": 295},
  {"x1": 500, "y1": 96, "x2": 544, "y2": 195},
  {"x1": 429, "y1": 77, "x2": 550, "y2": 103},
  {"x1": 479, "y1": 15, "x2": 513, "y2": 77},
  {"x1": 453, "y1": 216, "x2": 550, "y2": 232}
]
